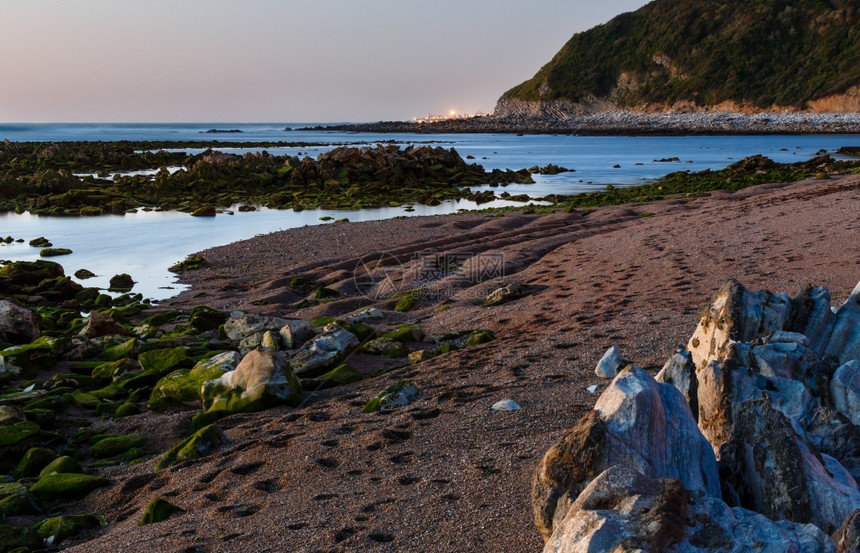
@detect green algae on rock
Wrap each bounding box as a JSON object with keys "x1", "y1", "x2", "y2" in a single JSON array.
[
  {"x1": 12, "y1": 447, "x2": 56, "y2": 480},
  {"x1": 138, "y1": 498, "x2": 184, "y2": 525},
  {"x1": 39, "y1": 248, "x2": 73, "y2": 258},
  {"x1": 28, "y1": 473, "x2": 109, "y2": 503},
  {"x1": 38, "y1": 456, "x2": 84, "y2": 479},
  {"x1": 155, "y1": 424, "x2": 230, "y2": 472},
  {"x1": 90, "y1": 435, "x2": 146, "y2": 459},
  {"x1": 362, "y1": 380, "x2": 421, "y2": 413},
  {"x1": 34, "y1": 514, "x2": 101, "y2": 543},
  {"x1": 465, "y1": 329, "x2": 496, "y2": 346}
]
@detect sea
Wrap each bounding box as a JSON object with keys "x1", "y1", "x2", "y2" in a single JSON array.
[{"x1": 1, "y1": 122, "x2": 858, "y2": 300}]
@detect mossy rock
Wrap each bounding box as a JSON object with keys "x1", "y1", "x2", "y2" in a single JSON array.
[
  {"x1": 314, "y1": 287, "x2": 340, "y2": 299},
  {"x1": 438, "y1": 343, "x2": 460, "y2": 354},
  {"x1": 382, "y1": 325, "x2": 425, "y2": 343},
  {"x1": 70, "y1": 390, "x2": 99, "y2": 409},
  {"x1": 44, "y1": 373, "x2": 98, "y2": 391},
  {"x1": 394, "y1": 294, "x2": 415, "y2": 312},
  {"x1": 189, "y1": 305, "x2": 228, "y2": 331},
  {"x1": 147, "y1": 353, "x2": 232, "y2": 412},
  {"x1": 465, "y1": 329, "x2": 495, "y2": 347},
  {"x1": 28, "y1": 473, "x2": 109, "y2": 503},
  {"x1": 362, "y1": 381, "x2": 421, "y2": 413},
  {"x1": 90, "y1": 435, "x2": 146, "y2": 459},
  {"x1": 74, "y1": 269, "x2": 96, "y2": 280},
  {"x1": 12, "y1": 447, "x2": 56, "y2": 480},
  {"x1": 168, "y1": 255, "x2": 206, "y2": 273},
  {"x1": 0, "y1": 336, "x2": 67, "y2": 377},
  {"x1": 0, "y1": 422, "x2": 42, "y2": 473},
  {"x1": 0, "y1": 260, "x2": 64, "y2": 286},
  {"x1": 312, "y1": 316, "x2": 336, "y2": 327},
  {"x1": 408, "y1": 349, "x2": 438, "y2": 364},
  {"x1": 114, "y1": 402, "x2": 140, "y2": 419},
  {"x1": 39, "y1": 456, "x2": 83, "y2": 479},
  {"x1": 89, "y1": 383, "x2": 128, "y2": 402},
  {"x1": 190, "y1": 205, "x2": 217, "y2": 217},
  {"x1": 39, "y1": 248, "x2": 73, "y2": 258},
  {"x1": 361, "y1": 337, "x2": 409, "y2": 358},
  {"x1": 108, "y1": 273, "x2": 134, "y2": 292},
  {"x1": 138, "y1": 346, "x2": 189, "y2": 373},
  {"x1": 138, "y1": 498, "x2": 184, "y2": 525},
  {"x1": 317, "y1": 364, "x2": 362, "y2": 385},
  {"x1": 34, "y1": 514, "x2": 101, "y2": 543},
  {"x1": 342, "y1": 323, "x2": 376, "y2": 342},
  {"x1": 101, "y1": 338, "x2": 138, "y2": 362},
  {"x1": 92, "y1": 358, "x2": 140, "y2": 383},
  {"x1": 28, "y1": 237, "x2": 52, "y2": 248},
  {"x1": 155, "y1": 425, "x2": 230, "y2": 472},
  {"x1": 0, "y1": 491, "x2": 40, "y2": 517},
  {"x1": 0, "y1": 523, "x2": 41, "y2": 552}
]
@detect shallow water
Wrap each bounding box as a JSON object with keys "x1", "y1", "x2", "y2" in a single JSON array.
[{"x1": 2, "y1": 123, "x2": 858, "y2": 301}]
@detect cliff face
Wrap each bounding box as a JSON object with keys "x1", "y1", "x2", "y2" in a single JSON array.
[{"x1": 497, "y1": 0, "x2": 860, "y2": 119}]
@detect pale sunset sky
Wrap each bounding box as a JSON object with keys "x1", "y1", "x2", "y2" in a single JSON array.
[{"x1": 1, "y1": 1, "x2": 650, "y2": 123}]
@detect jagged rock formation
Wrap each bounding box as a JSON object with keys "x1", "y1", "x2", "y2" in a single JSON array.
[
  {"x1": 536, "y1": 279, "x2": 860, "y2": 551},
  {"x1": 497, "y1": 0, "x2": 860, "y2": 120}
]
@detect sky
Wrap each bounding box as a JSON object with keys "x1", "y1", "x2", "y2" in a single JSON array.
[{"x1": 0, "y1": 1, "x2": 650, "y2": 123}]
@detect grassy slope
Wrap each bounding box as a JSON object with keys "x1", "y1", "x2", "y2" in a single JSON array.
[{"x1": 504, "y1": 0, "x2": 860, "y2": 108}]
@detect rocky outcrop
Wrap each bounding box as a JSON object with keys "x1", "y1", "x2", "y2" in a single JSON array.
[
  {"x1": 0, "y1": 300, "x2": 40, "y2": 345},
  {"x1": 533, "y1": 365, "x2": 719, "y2": 540},
  {"x1": 539, "y1": 279, "x2": 860, "y2": 550}
]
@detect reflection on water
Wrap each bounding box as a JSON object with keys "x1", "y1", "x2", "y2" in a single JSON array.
[{"x1": 0, "y1": 200, "x2": 529, "y2": 301}]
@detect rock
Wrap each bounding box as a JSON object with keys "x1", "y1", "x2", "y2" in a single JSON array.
[
  {"x1": 78, "y1": 310, "x2": 131, "y2": 339},
  {"x1": 0, "y1": 259, "x2": 64, "y2": 286},
  {"x1": 148, "y1": 351, "x2": 242, "y2": 411},
  {"x1": 224, "y1": 314, "x2": 290, "y2": 353},
  {"x1": 0, "y1": 336, "x2": 67, "y2": 378},
  {"x1": 346, "y1": 308, "x2": 384, "y2": 323},
  {"x1": 39, "y1": 456, "x2": 83, "y2": 479},
  {"x1": 361, "y1": 337, "x2": 409, "y2": 358},
  {"x1": 656, "y1": 348, "x2": 696, "y2": 411},
  {"x1": 155, "y1": 424, "x2": 230, "y2": 471},
  {"x1": 138, "y1": 498, "x2": 184, "y2": 525},
  {"x1": 542, "y1": 465, "x2": 836, "y2": 553},
  {"x1": 74, "y1": 268, "x2": 96, "y2": 280},
  {"x1": 594, "y1": 345, "x2": 624, "y2": 379},
  {"x1": 585, "y1": 385, "x2": 599, "y2": 394},
  {"x1": 532, "y1": 366, "x2": 720, "y2": 540},
  {"x1": 408, "y1": 349, "x2": 437, "y2": 364},
  {"x1": 789, "y1": 284, "x2": 835, "y2": 356},
  {"x1": 824, "y1": 282, "x2": 860, "y2": 366},
  {"x1": 90, "y1": 435, "x2": 146, "y2": 459},
  {"x1": 0, "y1": 523, "x2": 42, "y2": 552},
  {"x1": 201, "y1": 349, "x2": 301, "y2": 422},
  {"x1": 138, "y1": 346, "x2": 189, "y2": 373},
  {"x1": 28, "y1": 237, "x2": 51, "y2": 248},
  {"x1": 108, "y1": 273, "x2": 135, "y2": 291},
  {"x1": 102, "y1": 337, "x2": 138, "y2": 361},
  {"x1": 465, "y1": 329, "x2": 495, "y2": 346},
  {"x1": 260, "y1": 330, "x2": 279, "y2": 350},
  {"x1": 0, "y1": 405, "x2": 24, "y2": 425},
  {"x1": 290, "y1": 328, "x2": 359, "y2": 377},
  {"x1": 188, "y1": 305, "x2": 228, "y2": 331},
  {"x1": 39, "y1": 247, "x2": 73, "y2": 257},
  {"x1": 0, "y1": 300, "x2": 40, "y2": 345},
  {"x1": 362, "y1": 381, "x2": 420, "y2": 413},
  {"x1": 382, "y1": 324, "x2": 425, "y2": 343},
  {"x1": 833, "y1": 510, "x2": 860, "y2": 553},
  {"x1": 278, "y1": 319, "x2": 319, "y2": 349},
  {"x1": 190, "y1": 205, "x2": 217, "y2": 217},
  {"x1": 92, "y1": 358, "x2": 141, "y2": 383},
  {"x1": 35, "y1": 514, "x2": 101, "y2": 544},
  {"x1": 482, "y1": 282, "x2": 530, "y2": 307},
  {"x1": 315, "y1": 364, "x2": 362, "y2": 386},
  {"x1": 12, "y1": 447, "x2": 56, "y2": 479},
  {"x1": 28, "y1": 473, "x2": 109, "y2": 503},
  {"x1": 832, "y1": 360, "x2": 860, "y2": 426},
  {"x1": 491, "y1": 399, "x2": 521, "y2": 411}
]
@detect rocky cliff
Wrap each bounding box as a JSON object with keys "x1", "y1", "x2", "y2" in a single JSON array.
[{"x1": 496, "y1": 0, "x2": 860, "y2": 119}]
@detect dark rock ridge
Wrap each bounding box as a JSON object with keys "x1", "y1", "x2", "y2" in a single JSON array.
[{"x1": 536, "y1": 279, "x2": 860, "y2": 552}]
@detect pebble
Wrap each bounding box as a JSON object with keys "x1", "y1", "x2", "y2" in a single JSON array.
[{"x1": 491, "y1": 399, "x2": 521, "y2": 411}]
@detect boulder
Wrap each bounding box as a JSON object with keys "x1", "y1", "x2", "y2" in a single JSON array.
[
  {"x1": 824, "y1": 282, "x2": 860, "y2": 366},
  {"x1": 0, "y1": 336, "x2": 67, "y2": 378},
  {"x1": 201, "y1": 349, "x2": 301, "y2": 419},
  {"x1": 278, "y1": 319, "x2": 319, "y2": 349},
  {"x1": 543, "y1": 465, "x2": 836, "y2": 553},
  {"x1": 362, "y1": 380, "x2": 420, "y2": 413},
  {"x1": 833, "y1": 510, "x2": 860, "y2": 553},
  {"x1": 148, "y1": 351, "x2": 242, "y2": 411},
  {"x1": 533, "y1": 366, "x2": 720, "y2": 540},
  {"x1": 788, "y1": 284, "x2": 834, "y2": 356},
  {"x1": 594, "y1": 345, "x2": 624, "y2": 379},
  {"x1": 832, "y1": 360, "x2": 860, "y2": 426},
  {"x1": 155, "y1": 424, "x2": 230, "y2": 471},
  {"x1": 290, "y1": 328, "x2": 359, "y2": 377},
  {"x1": 223, "y1": 314, "x2": 290, "y2": 353},
  {"x1": 0, "y1": 300, "x2": 40, "y2": 345},
  {"x1": 78, "y1": 311, "x2": 131, "y2": 339}
]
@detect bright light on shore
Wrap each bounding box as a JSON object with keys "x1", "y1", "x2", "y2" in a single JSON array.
[{"x1": 449, "y1": 109, "x2": 457, "y2": 116}]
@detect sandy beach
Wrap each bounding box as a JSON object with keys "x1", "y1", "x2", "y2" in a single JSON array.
[{"x1": 63, "y1": 173, "x2": 860, "y2": 553}]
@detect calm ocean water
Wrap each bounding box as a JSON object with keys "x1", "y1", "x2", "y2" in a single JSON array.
[{"x1": 1, "y1": 123, "x2": 858, "y2": 300}]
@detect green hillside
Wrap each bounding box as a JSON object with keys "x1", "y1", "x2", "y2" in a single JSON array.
[{"x1": 503, "y1": 0, "x2": 860, "y2": 109}]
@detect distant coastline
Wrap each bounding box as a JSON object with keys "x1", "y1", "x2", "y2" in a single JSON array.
[{"x1": 303, "y1": 111, "x2": 860, "y2": 136}]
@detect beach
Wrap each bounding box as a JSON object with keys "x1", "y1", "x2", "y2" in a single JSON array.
[{"x1": 58, "y1": 172, "x2": 860, "y2": 553}]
